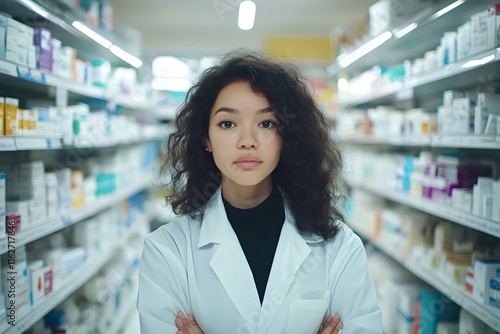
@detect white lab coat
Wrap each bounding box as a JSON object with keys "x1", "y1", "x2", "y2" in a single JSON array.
[{"x1": 138, "y1": 188, "x2": 382, "y2": 334}]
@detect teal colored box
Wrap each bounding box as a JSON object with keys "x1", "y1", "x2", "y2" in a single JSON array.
[
  {"x1": 0, "y1": 12, "x2": 9, "y2": 59},
  {"x1": 419, "y1": 290, "x2": 460, "y2": 334}
]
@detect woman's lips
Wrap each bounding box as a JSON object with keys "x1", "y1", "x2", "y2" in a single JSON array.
[{"x1": 234, "y1": 157, "x2": 261, "y2": 169}]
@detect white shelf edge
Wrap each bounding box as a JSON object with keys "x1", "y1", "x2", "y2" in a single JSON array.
[
  {"x1": 337, "y1": 47, "x2": 500, "y2": 108},
  {"x1": 0, "y1": 58, "x2": 107, "y2": 100},
  {"x1": 339, "y1": 135, "x2": 500, "y2": 150},
  {"x1": 0, "y1": 137, "x2": 17, "y2": 151},
  {"x1": 0, "y1": 136, "x2": 162, "y2": 152},
  {"x1": 350, "y1": 225, "x2": 500, "y2": 332},
  {"x1": 0, "y1": 177, "x2": 153, "y2": 255},
  {"x1": 347, "y1": 180, "x2": 500, "y2": 238}
]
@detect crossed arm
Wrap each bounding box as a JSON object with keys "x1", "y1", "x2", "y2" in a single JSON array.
[{"x1": 174, "y1": 311, "x2": 343, "y2": 334}]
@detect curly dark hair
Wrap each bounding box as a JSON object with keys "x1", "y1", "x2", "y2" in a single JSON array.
[{"x1": 164, "y1": 51, "x2": 344, "y2": 240}]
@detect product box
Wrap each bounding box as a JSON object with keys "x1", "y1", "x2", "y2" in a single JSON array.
[
  {"x1": 0, "y1": 97, "x2": 4, "y2": 136},
  {"x1": 490, "y1": 277, "x2": 500, "y2": 310},
  {"x1": 452, "y1": 97, "x2": 475, "y2": 134},
  {"x1": 473, "y1": 260, "x2": 500, "y2": 305},
  {"x1": 99, "y1": 0, "x2": 113, "y2": 32},
  {"x1": 27, "y1": 260, "x2": 44, "y2": 306},
  {"x1": 22, "y1": 109, "x2": 38, "y2": 136},
  {"x1": 0, "y1": 12, "x2": 8, "y2": 60},
  {"x1": 488, "y1": 4, "x2": 500, "y2": 50},
  {"x1": 471, "y1": 10, "x2": 489, "y2": 55},
  {"x1": 34, "y1": 28, "x2": 52, "y2": 71},
  {"x1": 493, "y1": 181, "x2": 500, "y2": 223},
  {"x1": 4, "y1": 98, "x2": 19, "y2": 136},
  {"x1": 457, "y1": 21, "x2": 472, "y2": 60},
  {"x1": 50, "y1": 38, "x2": 62, "y2": 75}
]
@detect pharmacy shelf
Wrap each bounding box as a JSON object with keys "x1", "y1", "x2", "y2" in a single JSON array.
[
  {"x1": 347, "y1": 180, "x2": 500, "y2": 238},
  {"x1": 350, "y1": 225, "x2": 500, "y2": 332},
  {"x1": 0, "y1": 223, "x2": 142, "y2": 334},
  {"x1": 329, "y1": 0, "x2": 493, "y2": 76},
  {"x1": 0, "y1": 0, "x2": 134, "y2": 68},
  {"x1": 337, "y1": 47, "x2": 500, "y2": 108},
  {"x1": 0, "y1": 58, "x2": 106, "y2": 101},
  {"x1": 340, "y1": 135, "x2": 500, "y2": 150},
  {"x1": 0, "y1": 135, "x2": 163, "y2": 152},
  {"x1": 0, "y1": 177, "x2": 153, "y2": 255}
]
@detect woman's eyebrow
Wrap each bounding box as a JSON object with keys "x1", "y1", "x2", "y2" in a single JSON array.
[{"x1": 214, "y1": 106, "x2": 275, "y2": 114}]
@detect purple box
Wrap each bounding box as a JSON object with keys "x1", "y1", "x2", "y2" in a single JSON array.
[
  {"x1": 6, "y1": 213, "x2": 21, "y2": 233},
  {"x1": 33, "y1": 28, "x2": 52, "y2": 71}
]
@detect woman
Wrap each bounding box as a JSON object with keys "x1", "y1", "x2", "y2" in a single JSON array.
[{"x1": 137, "y1": 52, "x2": 382, "y2": 334}]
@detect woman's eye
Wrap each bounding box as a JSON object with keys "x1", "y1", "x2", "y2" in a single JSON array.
[
  {"x1": 219, "y1": 121, "x2": 234, "y2": 129},
  {"x1": 260, "y1": 120, "x2": 277, "y2": 129}
]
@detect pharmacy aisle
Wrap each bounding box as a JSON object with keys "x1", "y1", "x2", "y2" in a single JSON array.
[{"x1": 332, "y1": 0, "x2": 500, "y2": 333}]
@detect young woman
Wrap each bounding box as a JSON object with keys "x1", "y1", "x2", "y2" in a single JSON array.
[{"x1": 137, "y1": 52, "x2": 382, "y2": 334}]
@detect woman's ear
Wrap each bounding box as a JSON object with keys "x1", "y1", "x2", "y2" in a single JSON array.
[{"x1": 205, "y1": 139, "x2": 212, "y2": 152}]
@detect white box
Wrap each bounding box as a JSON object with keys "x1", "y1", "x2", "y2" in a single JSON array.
[
  {"x1": 493, "y1": 181, "x2": 500, "y2": 223},
  {"x1": 27, "y1": 260, "x2": 44, "y2": 306},
  {"x1": 452, "y1": 97, "x2": 474, "y2": 134},
  {"x1": 487, "y1": 4, "x2": 500, "y2": 51},
  {"x1": 471, "y1": 10, "x2": 490, "y2": 55},
  {"x1": 457, "y1": 21, "x2": 471, "y2": 60},
  {"x1": 473, "y1": 260, "x2": 500, "y2": 305},
  {"x1": 0, "y1": 13, "x2": 7, "y2": 60}
]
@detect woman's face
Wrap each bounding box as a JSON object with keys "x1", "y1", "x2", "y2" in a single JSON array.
[{"x1": 206, "y1": 81, "x2": 283, "y2": 193}]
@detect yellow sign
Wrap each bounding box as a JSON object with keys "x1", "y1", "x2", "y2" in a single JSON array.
[{"x1": 265, "y1": 36, "x2": 334, "y2": 62}]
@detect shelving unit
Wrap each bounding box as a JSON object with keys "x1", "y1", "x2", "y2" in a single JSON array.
[
  {"x1": 337, "y1": 47, "x2": 500, "y2": 108},
  {"x1": 335, "y1": 0, "x2": 500, "y2": 331},
  {"x1": 346, "y1": 179, "x2": 500, "y2": 238},
  {"x1": 0, "y1": 1, "x2": 156, "y2": 332},
  {"x1": 0, "y1": 0, "x2": 138, "y2": 68},
  {"x1": 0, "y1": 177, "x2": 153, "y2": 255},
  {"x1": 350, "y1": 225, "x2": 500, "y2": 332},
  {"x1": 340, "y1": 135, "x2": 500, "y2": 149},
  {"x1": 0, "y1": 220, "x2": 144, "y2": 334}
]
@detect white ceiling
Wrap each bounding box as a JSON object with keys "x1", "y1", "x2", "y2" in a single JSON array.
[{"x1": 108, "y1": 0, "x2": 379, "y2": 58}]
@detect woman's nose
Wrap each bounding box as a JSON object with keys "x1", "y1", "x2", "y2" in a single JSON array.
[{"x1": 237, "y1": 127, "x2": 258, "y2": 149}]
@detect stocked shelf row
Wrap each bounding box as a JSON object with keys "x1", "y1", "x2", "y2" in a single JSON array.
[
  {"x1": 0, "y1": 219, "x2": 144, "y2": 334},
  {"x1": 350, "y1": 225, "x2": 500, "y2": 332},
  {"x1": 0, "y1": 135, "x2": 164, "y2": 152},
  {"x1": 337, "y1": 47, "x2": 500, "y2": 108},
  {"x1": 0, "y1": 0, "x2": 138, "y2": 68},
  {"x1": 340, "y1": 135, "x2": 500, "y2": 150},
  {"x1": 0, "y1": 59, "x2": 151, "y2": 108},
  {"x1": 0, "y1": 177, "x2": 153, "y2": 255},
  {"x1": 329, "y1": 0, "x2": 493, "y2": 75},
  {"x1": 346, "y1": 180, "x2": 500, "y2": 238}
]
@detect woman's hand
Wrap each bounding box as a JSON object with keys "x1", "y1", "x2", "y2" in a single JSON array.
[
  {"x1": 175, "y1": 311, "x2": 204, "y2": 334},
  {"x1": 175, "y1": 311, "x2": 342, "y2": 334},
  {"x1": 318, "y1": 314, "x2": 343, "y2": 334}
]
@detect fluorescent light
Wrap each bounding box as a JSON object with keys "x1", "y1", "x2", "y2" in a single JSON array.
[
  {"x1": 430, "y1": 0, "x2": 465, "y2": 21},
  {"x1": 238, "y1": 1, "x2": 256, "y2": 30},
  {"x1": 19, "y1": 0, "x2": 50, "y2": 18},
  {"x1": 394, "y1": 23, "x2": 418, "y2": 39},
  {"x1": 461, "y1": 54, "x2": 496, "y2": 68},
  {"x1": 153, "y1": 56, "x2": 190, "y2": 77},
  {"x1": 72, "y1": 21, "x2": 113, "y2": 48},
  {"x1": 337, "y1": 78, "x2": 349, "y2": 92},
  {"x1": 152, "y1": 78, "x2": 191, "y2": 92},
  {"x1": 110, "y1": 46, "x2": 143, "y2": 68},
  {"x1": 338, "y1": 31, "x2": 393, "y2": 68}
]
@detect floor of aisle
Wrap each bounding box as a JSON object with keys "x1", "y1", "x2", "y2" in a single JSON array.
[{"x1": 120, "y1": 307, "x2": 141, "y2": 334}]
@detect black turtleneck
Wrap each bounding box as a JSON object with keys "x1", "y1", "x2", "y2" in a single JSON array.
[{"x1": 222, "y1": 186, "x2": 285, "y2": 304}]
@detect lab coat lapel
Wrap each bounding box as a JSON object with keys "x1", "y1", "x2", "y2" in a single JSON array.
[
  {"x1": 257, "y1": 211, "x2": 314, "y2": 333},
  {"x1": 198, "y1": 189, "x2": 261, "y2": 333}
]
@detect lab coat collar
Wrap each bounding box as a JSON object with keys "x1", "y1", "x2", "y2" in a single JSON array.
[
  {"x1": 198, "y1": 186, "x2": 324, "y2": 247},
  {"x1": 197, "y1": 186, "x2": 325, "y2": 333}
]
